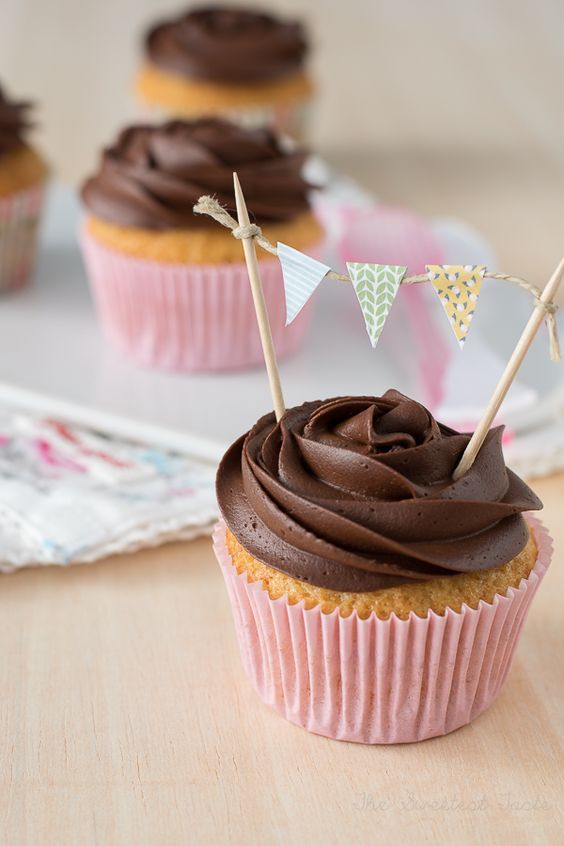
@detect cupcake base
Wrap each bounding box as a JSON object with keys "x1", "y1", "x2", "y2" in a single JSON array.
[
  {"x1": 135, "y1": 64, "x2": 312, "y2": 137},
  {"x1": 214, "y1": 516, "x2": 551, "y2": 744},
  {"x1": 0, "y1": 182, "x2": 44, "y2": 293},
  {"x1": 137, "y1": 99, "x2": 311, "y2": 139},
  {"x1": 80, "y1": 226, "x2": 319, "y2": 372}
]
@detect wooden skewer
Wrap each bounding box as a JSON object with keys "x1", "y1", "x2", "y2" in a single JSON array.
[
  {"x1": 232, "y1": 172, "x2": 286, "y2": 422},
  {"x1": 453, "y1": 256, "x2": 564, "y2": 480}
]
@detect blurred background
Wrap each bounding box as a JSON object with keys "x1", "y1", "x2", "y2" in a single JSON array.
[{"x1": 2, "y1": 0, "x2": 564, "y2": 283}]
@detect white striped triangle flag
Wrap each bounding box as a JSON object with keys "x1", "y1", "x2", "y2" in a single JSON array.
[{"x1": 278, "y1": 242, "x2": 332, "y2": 325}]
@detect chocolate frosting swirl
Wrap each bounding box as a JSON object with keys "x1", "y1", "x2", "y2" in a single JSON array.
[
  {"x1": 145, "y1": 6, "x2": 308, "y2": 83},
  {"x1": 217, "y1": 391, "x2": 542, "y2": 592},
  {"x1": 81, "y1": 118, "x2": 310, "y2": 230},
  {"x1": 0, "y1": 84, "x2": 32, "y2": 156}
]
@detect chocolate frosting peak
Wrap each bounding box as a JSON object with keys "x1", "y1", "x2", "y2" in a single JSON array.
[
  {"x1": 0, "y1": 84, "x2": 32, "y2": 156},
  {"x1": 146, "y1": 6, "x2": 308, "y2": 83},
  {"x1": 81, "y1": 118, "x2": 310, "y2": 230},
  {"x1": 216, "y1": 391, "x2": 542, "y2": 592}
]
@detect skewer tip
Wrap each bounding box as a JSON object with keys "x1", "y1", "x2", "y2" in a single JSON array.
[{"x1": 232, "y1": 171, "x2": 249, "y2": 226}]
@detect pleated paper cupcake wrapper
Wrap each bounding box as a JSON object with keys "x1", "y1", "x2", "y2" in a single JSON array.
[
  {"x1": 214, "y1": 516, "x2": 551, "y2": 745},
  {"x1": 137, "y1": 99, "x2": 311, "y2": 139},
  {"x1": 0, "y1": 183, "x2": 44, "y2": 293},
  {"x1": 81, "y1": 227, "x2": 318, "y2": 372}
]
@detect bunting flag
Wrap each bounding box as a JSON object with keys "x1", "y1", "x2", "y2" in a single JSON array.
[
  {"x1": 278, "y1": 242, "x2": 332, "y2": 325},
  {"x1": 347, "y1": 263, "x2": 407, "y2": 347},
  {"x1": 426, "y1": 264, "x2": 487, "y2": 348}
]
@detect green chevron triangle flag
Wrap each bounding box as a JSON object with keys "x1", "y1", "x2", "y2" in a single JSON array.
[
  {"x1": 347, "y1": 263, "x2": 407, "y2": 347},
  {"x1": 278, "y1": 242, "x2": 332, "y2": 325}
]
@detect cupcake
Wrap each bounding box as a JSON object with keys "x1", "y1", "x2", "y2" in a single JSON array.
[
  {"x1": 80, "y1": 118, "x2": 324, "y2": 371},
  {"x1": 135, "y1": 6, "x2": 313, "y2": 137},
  {"x1": 0, "y1": 84, "x2": 47, "y2": 293},
  {"x1": 214, "y1": 390, "x2": 551, "y2": 744}
]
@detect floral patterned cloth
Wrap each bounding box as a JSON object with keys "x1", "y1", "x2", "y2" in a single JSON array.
[{"x1": 0, "y1": 409, "x2": 218, "y2": 571}]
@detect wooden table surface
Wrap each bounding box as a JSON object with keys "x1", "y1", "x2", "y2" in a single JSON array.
[{"x1": 0, "y1": 470, "x2": 561, "y2": 845}]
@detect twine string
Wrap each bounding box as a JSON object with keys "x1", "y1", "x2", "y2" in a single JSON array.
[
  {"x1": 193, "y1": 195, "x2": 561, "y2": 360},
  {"x1": 195, "y1": 197, "x2": 279, "y2": 257}
]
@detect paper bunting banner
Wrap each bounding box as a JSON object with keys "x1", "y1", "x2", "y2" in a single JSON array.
[
  {"x1": 278, "y1": 242, "x2": 332, "y2": 325},
  {"x1": 347, "y1": 263, "x2": 407, "y2": 347},
  {"x1": 426, "y1": 264, "x2": 486, "y2": 348}
]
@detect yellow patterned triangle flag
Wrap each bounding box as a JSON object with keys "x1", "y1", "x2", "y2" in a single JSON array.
[{"x1": 426, "y1": 264, "x2": 486, "y2": 348}]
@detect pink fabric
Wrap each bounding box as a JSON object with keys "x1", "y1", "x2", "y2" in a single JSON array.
[
  {"x1": 0, "y1": 183, "x2": 44, "y2": 293},
  {"x1": 214, "y1": 516, "x2": 551, "y2": 744},
  {"x1": 338, "y1": 204, "x2": 444, "y2": 271},
  {"x1": 81, "y1": 227, "x2": 319, "y2": 372},
  {"x1": 338, "y1": 204, "x2": 451, "y2": 410}
]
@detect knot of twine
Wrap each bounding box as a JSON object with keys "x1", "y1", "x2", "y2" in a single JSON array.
[
  {"x1": 193, "y1": 195, "x2": 561, "y2": 360},
  {"x1": 490, "y1": 274, "x2": 561, "y2": 362},
  {"x1": 194, "y1": 195, "x2": 278, "y2": 257},
  {"x1": 536, "y1": 297, "x2": 560, "y2": 361},
  {"x1": 232, "y1": 223, "x2": 262, "y2": 241}
]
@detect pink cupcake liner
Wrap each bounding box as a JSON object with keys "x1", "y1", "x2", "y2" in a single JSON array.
[
  {"x1": 80, "y1": 226, "x2": 320, "y2": 372},
  {"x1": 214, "y1": 516, "x2": 551, "y2": 744},
  {"x1": 0, "y1": 183, "x2": 44, "y2": 293}
]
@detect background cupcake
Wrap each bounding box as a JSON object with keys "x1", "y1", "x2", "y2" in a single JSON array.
[
  {"x1": 80, "y1": 117, "x2": 324, "y2": 371},
  {"x1": 214, "y1": 390, "x2": 551, "y2": 744},
  {"x1": 0, "y1": 83, "x2": 47, "y2": 293},
  {"x1": 135, "y1": 6, "x2": 313, "y2": 137}
]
